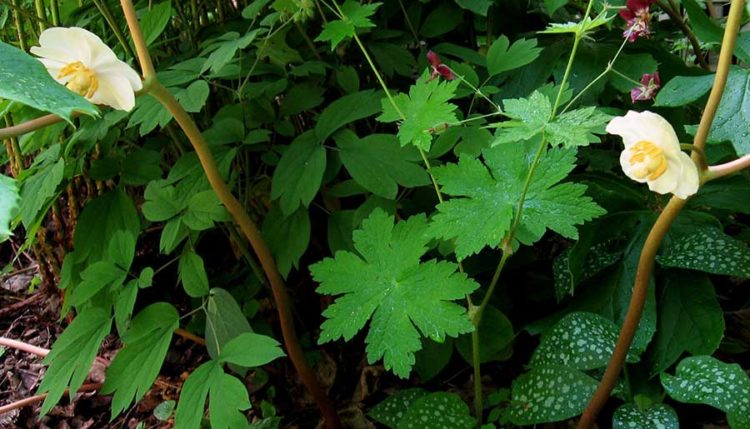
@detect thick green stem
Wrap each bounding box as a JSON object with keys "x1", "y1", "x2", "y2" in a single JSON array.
[
  {"x1": 10, "y1": 0, "x2": 26, "y2": 50},
  {"x1": 118, "y1": 1, "x2": 341, "y2": 427},
  {"x1": 33, "y1": 0, "x2": 46, "y2": 32},
  {"x1": 576, "y1": 1, "x2": 745, "y2": 427}
]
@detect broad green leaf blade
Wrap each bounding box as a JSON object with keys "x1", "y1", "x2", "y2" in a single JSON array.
[
  {"x1": 530, "y1": 312, "x2": 638, "y2": 370},
  {"x1": 509, "y1": 366, "x2": 598, "y2": 425},
  {"x1": 74, "y1": 189, "x2": 141, "y2": 263},
  {"x1": 455, "y1": 306, "x2": 513, "y2": 364},
  {"x1": 414, "y1": 338, "x2": 453, "y2": 382},
  {"x1": 648, "y1": 271, "x2": 724, "y2": 375},
  {"x1": 0, "y1": 41, "x2": 98, "y2": 121},
  {"x1": 19, "y1": 158, "x2": 65, "y2": 229},
  {"x1": 179, "y1": 249, "x2": 210, "y2": 297},
  {"x1": 315, "y1": 0, "x2": 381, "y2": 50},
  {"x1": 70, "y1": 260, "x2": 126, "y2": 307},
  {"x1": 662, "y1": 356, "x2": 750, "y2": 428},
  {"x1": 0, "y1": 174, "x2": 20, "y2": 241},
  {"x1": 683, "y1": 0, "x2": 723, "y2": 44},
  {"x1": 174, "y1": 361, "x2": 223, "y2": 428},
  {"x1": 335, "y1": 130, "x2": 429, "y2": 199},
  {"x1": 142, "y1": 180, "x2": 185, "y2": 222},
  {"x1": 369, "y1": 388, "x2": 427, "y2": 428},
  {"x1": 455, "y1": 0, "x2": 493, "y2": 15},
  {"x1": 219, "y1": 332, "x2": 285, "y2": 367},
  {"x1": 205, "y1": 288, "x2": 253, "y2": 360},
  {"x1": 183, "y1": 190, "x2": 230, "y2": 231},
  {"x1": 657, "y1": 227, "x2": 750, "y2": 277},
  {"x1": 262, "y1": 206, "x2": 311, "y2": 278},
  {"x1": 37, "y1": 308, "x2": 111, "y2": 415},
  {"x1": 612, "y1": 403, "x2": 679, "y2": 429},
  {"x1": 397, "y1": 392, "x2": 476, "y2": 429},
  {"x1": 709, "y1": 68, "x2": 750, "y2": 154},
  {"x1": 140, "y1": 0, "x2": 173, "y2": 46},
  {"x1": 314, "y1": 89, "x2": 383, "y2": 142},
  {"x1": 428, "y1": 141, "x2": 605, "y2": 259},
  {"x1": 101, "y1": 302, "x2": 179, "y2": 418},
  {"x1": 377, "y1": 74, "x2": 460, "y2": 151},
  {"x1": 209, "y1": 372, "x2": 252, "y2": 429},
  {"x1": 486, "y1": 36, "x2": 542, "y2": 76},
  {"x1": 270, "y1": 131, "x2": 326, "y2": 215},
  {"x1": 201, "y1": 30, "x2": 260, "y2": 74},
  {"x1": 310, "y1": 209, "x2": 478, "y2": 378},
  {"x1": 655, "y1": 74, "x2": 714, "y2": 107}
]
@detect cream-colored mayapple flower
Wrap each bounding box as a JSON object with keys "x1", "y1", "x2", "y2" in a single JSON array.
[
  {"x1": 607, "y1": 111, "x2": 699, "y2": 199},
  {"x1": 30, "y1": 27, "x2": 142, "y2": 111}
]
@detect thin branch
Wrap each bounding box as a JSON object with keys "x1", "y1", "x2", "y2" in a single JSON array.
[
  {"x1": 0, "y1": 293, "x2": 43, "y2": 318},
  {"x1": 656, "y1": 0, "x2": 710, "y2": 70},
  {"x1": 174, "y1": 328, "x2": 206, "y2": 346},
  {"x1": 0, "y1": 383, "x2": 102, "y2": 416},
  {"x1": 0, "y1": 336, "x2": 50, "y2": 357},
  {"x1": 0, "y1": 113, "x2": 65, "y2": 140},
  {"x1": 707, "y1": 153, "x2": 750, "y2": 180},
  {"x1": 576, "y1": 1, "x2": 745, "y2": 427}
]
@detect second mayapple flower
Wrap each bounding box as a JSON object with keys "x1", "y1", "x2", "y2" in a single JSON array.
[
  {"x1": 607, "y1": 111, "x2": 699, "y2": 199},
  {"x1": 30, "y1": 27, "x2": 143, "y2": 111}
]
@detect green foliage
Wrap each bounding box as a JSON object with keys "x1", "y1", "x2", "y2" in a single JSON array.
[
  {"x1": 530, "y1": 312, "x2": 639, "y2": 370},
  {"x1": 397, "y1": 392, "x2": 475, "y2": 429},
  {"x1": 658, "y1": 227, "x2": 750, "y2": 277},
  {"x1": 369, "y1": 388, "x2": 427, "y2": 428},
  {"x1": 37, "y1": 308, "x2": 111, "y2": 415},
  {"x1": 140, "y1": 1, "x2": 173, "y2": 46},
  {"x1": 101, "y1": 303, "x2": 179, "y2": 418},
  {"x1": 262, "y1": 207, "x2": 311, "y2": 277},
  {"x1": 315, "y1": 0, "x2": 381, "y2": 50},
  {"x1": 0, "y1": 174, "x2": 19, "y2": 241},
  {"x1": 311, "y1": 209, "x2": 477, "y2": 377},
  {"x1": 0, "y1": 41, "x2": 98, "y2": 121},
  {"x1": 377, "y1": 73, "x2": 460, "y2": 150},
  {"x1": 612, "y1": 404, "x2": 679, "y2": 429},
  {"x1": 709, "y1": 68, "x2": 750, "y2": 154},
  {"x1": 655, "y1": 74, "x2": 714, "y2": 107},
  {"x1": 486, "y1": 36, "x2": 542, "y2": 76},
  {"x1": 493, "y1": 91, "x2": 608, "y2": 147},
  {"x1": 428, "y1": 141, "x2": 605, "y2": 259},
  {"x1": 662, "y1": 356, "x2": 750, "y2": 428},
  {"x1": 509, "y1": 366, "x2": 598, "y2": 425},
  {"x1": 205, "y1": 288, "x2": 253, "y2": 361}
]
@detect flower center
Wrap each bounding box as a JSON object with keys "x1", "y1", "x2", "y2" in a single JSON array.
[
  {"x1": 58, "y1": 61, "x2": 98, "y2": 98},
  {"x1": 629, "y1": 140, "x2": 668, "y2": 180}
]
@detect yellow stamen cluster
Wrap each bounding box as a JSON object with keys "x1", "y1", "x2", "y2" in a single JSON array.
[
  {"x1": 629, "y1": 140, "x2": 667, "y2": 180},
  {"x1": 58, "y1": 61, "x2": 98, "y2": 98}
]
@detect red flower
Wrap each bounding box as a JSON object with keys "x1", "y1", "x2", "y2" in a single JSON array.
[
  {"x1": 630, "y1": 72, "x2": 661, "y2": 103},
  {"x1": 426, "y1": 50, "x2": 454, "y2": 81},
  {"x1": 619, "y1": 0, "x2": 656, "y2": 42}
]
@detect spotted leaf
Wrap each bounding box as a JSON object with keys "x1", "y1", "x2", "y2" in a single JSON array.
[
  {"x1": 657, "y1": 227, "x2": 750, "y2": 278},
  {"x1": 369, "y1": 388, "x2": 427, "y2": 428},
  {"x1": 612, "y1": 403, "x2": 679, "y2": 429},
  {"x1": 509, "y1": 366, "x2": 598, "y2": 425},
  {"x1": 530, "y1": 312, "x2": 639, "y2": 370},
  {"x1": 397, "y1": 392, "x2": 475, "y2": 429},
  {"x1": 662, "y1": 355, "x2": 750, "y2": 428}
]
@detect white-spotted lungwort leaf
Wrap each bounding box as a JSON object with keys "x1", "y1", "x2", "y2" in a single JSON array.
[
  {"x1": 612, "y1": 403, "x2": 679, "y2": 429},
  {"x1": 509, "y1": 366, "x2": 598, "y2": 425},
  {"x1": 369, "y1": 388, "x2": 427, "y2": 428},
  {"x1": 396, "y1": 392, "x2": 476, "y2": 429},
  {"x1": 530, "y1": 312, "x2": 639, "y2": 370},
  {"x1": 310, "y1": 209, "x2": 478, "y2": 378},
  {"x1": 662, "y1": 356, "x2": 750, "y2": 428},
  {"x1": 657, "y1": 227, "x2": 750, "y2": 277}
]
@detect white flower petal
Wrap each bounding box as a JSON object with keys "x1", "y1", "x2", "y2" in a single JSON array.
[
  {"x1": 671, "y1": 152, "x2": 700, "y2": 199},
  {"x1": 619, "y1": 146, "x2": 648, "y2": 183},
  {"x1": 646, "y1": 156, "x2": 681, "y2": 195},
  {"x1": 96, "y1": 63, "x2": 143, "y2": 91},
  {"x1": 606, "y1": 111, "x2": 680, "y2": 154},
  {"x1": 90, "y1": 75, "x2": 136, "y2": 111}
]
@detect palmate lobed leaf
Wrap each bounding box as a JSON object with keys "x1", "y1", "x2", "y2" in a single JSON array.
[
  {"x1": 428, "y1": 140, "x2": 606, "y2": 259},
  {"x1": 315, "y1": 0, "x2": 381, "y2": 50},
  {"x1": 310, "y1": 209, "x2": 478, "y2": 378},
  {"x1": 377, "y1": 73, "x2": 460, "y2": 151}
]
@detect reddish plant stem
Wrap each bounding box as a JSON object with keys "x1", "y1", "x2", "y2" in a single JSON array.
[
  {"x1": 0, "y1": 383, "x2": 102, "y2": 416},
  {"x1": 174, "y1": 328, "x2": 206, "y2": 346}
]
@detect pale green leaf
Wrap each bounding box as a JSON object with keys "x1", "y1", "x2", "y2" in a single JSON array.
[
  {"x1": 486, "y1": 36, "x2": 542, "y2": 76},
  {"x1": 315, "y1": 0, "x2": 381, "y2": 50},
  {"x1": 310, "y1": 209, "x2": 478, "y2": 378},
  {"x1": 174, "y1": 361, "x2": 223, "y2": 428},
  {"x1": 314, "y1": 89, "x2": 383, "y2": 142},
  {"x1": 219, "y1": 332, "x2": 285, "y2": 367},
  {"x1": 708, "y1": 68, "x2": 750, "y2": 154},
  {"x1": 179, "y1": 249, "x2": 210, "y2": 297},
  {"x1": 655, "y1": 74, "x2": 714, "y2": 107},
  {"x1": 0, "y1": 174, "x2": 20, "y2": 241},
  {"x1": 208, "y1": 373, "x2": 252, "y2": 429},
  {"x1": 205, "y1": 288, "x2": 253, "y2": 360},
  {"x1": 141, "y1": 1, "x2": 172, "y2": 46}
]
